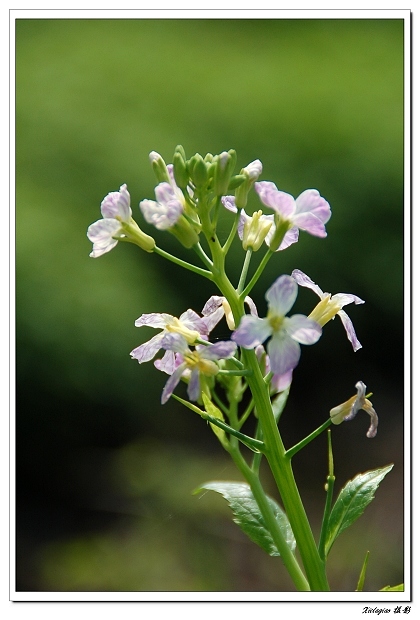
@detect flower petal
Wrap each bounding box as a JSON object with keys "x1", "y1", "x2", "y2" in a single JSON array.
[
  {"x1": 284, "y1": 314, "x2": 322, "y2": 345},
  {"x1": 331, "y1": 292, "x2": 365, "y2": 308},
  {"x1": 292, "y1": 211, "x2": 328, "y2": 238},
  {"x1": 130, "y1": 332, "x2": 165, "y2": 363},
  {"x1": 87, "y1": 218, "x2": 122, "y2": 257},
  {"x1": 201, "y1": 340, "x2": 237, "y2": 361},
  {"x1": 338, "y1": 310, "x2": 363, "y2": 351},
  {"x1": 271, "y1": 369, "x2": 293, "y2": 393},
  {"x1": 134, "y1": 312, "x2": 174, "y2": 329},
  {"x1": 291, "y1": 269, "x2": 324, "y2": 298},
  {"x1": 232, "y1": 316, "x2": 272, "y2": 349},
  {"x1": 265, "y1": 275, "x2": 298, "y2": 316},
  {"x1": 140, "y1": 197, "x2": 182, "y2": 230},
  {"x1": 161, "y1": 332, "x2": 189, "y2": 354},
  {"x1": 187, "y1": 368, "x2": 201, "y2": 402},
  {"x1": 255, "y1": 182, "x2": 296, "y2": 218},
  {"x1": 294, "y1": 189, "x2": 331, "y2": 224},
  {"x1": 179, "y1": 309, "x2": 209, "y2": 335},
  {"x1": 100, "y1": 184, "x2": 132, "y2": 221},
  {"x1": 221, "y1": 195, "x2": 238, "y2": 213},
  {"x1": 154, "y1": 350, "x2": 177, "y2": 375},
  {"x1": 267, "y1": 332, "x2": 301, "y2": 375},
  {"x1": 161, "y1": 363, "x2": 187, "y2": 404}
]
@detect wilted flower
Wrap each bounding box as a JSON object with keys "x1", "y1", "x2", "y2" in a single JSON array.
[
  {"x1": 330, "y1": 381, "x2": 378, "y2": 438},
  {"x1": 159, "y1": 333, "x2": 237, "y2": 403},
  {"x1": 201, "y1": 295, "x2": 258, "y2": 331},
  {"x1": 232, "y1": 275, "x2": 322, "y2": 375},
  {"x1": 292, "y1": 269, "x2": 365, "y2": 351}
]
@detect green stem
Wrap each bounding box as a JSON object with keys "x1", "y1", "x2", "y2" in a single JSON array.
[
  {"x1": 217, "y1": 280, "x2": 329, "y2": 591},
  {"x1": 285, "y1": 419, "x2": 332, "y2": 460},
  {"x1": 318, "y1": 430, "x2": 335, "y2": 562},
  {"x1": 237, "y1": 248, "x2": 253, "y2": 294},
  {"x1": 193, "y1": 242, "x2": 214, "y2": 270},
  {"x1": 228, "y1": 445, "x2": 310, "y2": 591},
  {"x1": 241, "y1": 248, "x2": 274, "y2": 299},
  {"x1": 153, "y1": 245, "x2": 214, "y2": 280}
]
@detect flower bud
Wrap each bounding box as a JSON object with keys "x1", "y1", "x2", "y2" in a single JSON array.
[
  {"x1": 214, "y1": 149, "x2": 237, "y2": 196},
  {"x1": 149, "y1": 151, "x2": 171, "y2": 184},
  {"x1": 190, "y1": 154, "x2": 208, "y2": 188},
  {"x1": 242, "y1": 210, "x2": 273, "y2": 252},
  {"x1": 235, "y1": 159, "x2": 263, "y2": 209},
  {"x1": 172, "y1": 152, "x2": 190, "y2": 189}
]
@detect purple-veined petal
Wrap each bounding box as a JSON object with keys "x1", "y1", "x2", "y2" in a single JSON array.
[
  {"x1": 161, "y1": 363, "x2": 187, "y2": 404},
  {"x1": 100, "y1": 184, "x2": 132, "y2": 221},
  {"x1": 338, "y1": 310, "x2": 363, "y2": 352},
  {"x1": 87, "y1": 218, "x2": 122, "y2": 257},
  {"x1": 284, "y1": 314, "x2": 322, "y2": 345},
  {"x1": 255, "y1": 182, "x2": 296, "y2": 219},
  {"x1": 154, "y1": 182, "x2": 178, "y2": 205},
  {"x1": 87, "y1": 218, "x2": 121, "y2": 244},
  {"x1": 199, "y1": 340, "x2": 237, "y2": 361},
  {"x1": 294, "y1": 189, "x2": 331, "y2": 224},
  {"x1": 202, "y1": 296, "x2": 223, "y2": 316},
  {"x1": 140, "y1": 198, "x2": 182, "y2": 230},
  {"x1": 277, "y1": 226, "x2": 300, "y2": 251},
  {"x1": 221, "y1": 195, "x2": 238, "y2": 213},
  {"x1": 264, "y1": 216, "x2": 299, "y2": 251},
  {"x1": 362, "y1": 401, "x2": 379, "y2": 438},
  {"x1": 265, "y1": 275, "x2": 298, "y2": 316},
  {"x1": 291, "y1": 269, "x2": 324, "y2": 298},
  {"x1": 154, "y1": 350, "x2": 177, "y2": 375},
  {"x1": 267, "y1": 332, "x2": 301, "y2": 376},
  {"x1": 130, "y1": 332, "x2": 165, "y2": 363},
  {"x1": 187, "y1": 368, "x2": 201, "y2": 402},
  {"x1": 244, "y1": 159, "x2": 263, "y2": 180},
  {"x1": 179, "y1": 309, "x2": 209, "y2": 335},
  {"x1": 344, "y1": 381, "x2": 367, "y2": 421},
  {"x1": 201, "y1": 306, "x2": 225, "y2": 333},
  {"x1": 134, "y1": 312, "x2": 174, "y2": 329},
  {"x1": 237, "y1": 209, "x2": 248, "y2": 240},
  {"x1": 232, "y1": 315, "x2": 272, "y2": 349},
  {"x1": 161, "y1": 332, "x2": 189, "y2": 354},
  {"x1": 331, "y1": 292, "x2": 365, "y2": 308},
  {"x1": 271, "y1": 369, "x2": 293, "y2": 393},
  {"x1": 292, "y1": 211, "x2": 328, "y2": 238}
]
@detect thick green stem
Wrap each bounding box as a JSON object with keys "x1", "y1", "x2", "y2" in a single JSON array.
[
  {"x1": 228, "y1": 445, "x2": 310, "y2": 592},
  {"x1": 215, "y1": 277, "x2": 329, "y2": 591}
]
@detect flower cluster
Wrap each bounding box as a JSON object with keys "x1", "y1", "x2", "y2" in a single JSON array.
[{"x1": 87, "y1": 146, "x2": 376, "y2": 438}]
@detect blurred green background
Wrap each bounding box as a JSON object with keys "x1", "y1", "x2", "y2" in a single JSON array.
[{"x1": 16, "y1": 18, "x2": 404, "y2": 593}]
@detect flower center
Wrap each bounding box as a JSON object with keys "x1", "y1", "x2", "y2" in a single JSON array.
[
  {"x1": 267, "y1": 312, "x2": 284, "y2": 332},
  {"x1": 308, "y1": 294, "x2": 341, "y2": 326},
  {"x1": 166, "y1": 318, "x2": 200, "y2": 344}
]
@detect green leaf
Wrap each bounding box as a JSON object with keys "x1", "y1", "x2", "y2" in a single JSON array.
[
  {"x1": 195, "y1": 481, "x2": 296, "y2": 556},
  {"x1": 355, "y1": 550, "x2": 370, "y2": 591},
  {"x1": 379, "y1": 584, "x2": 404, "y2": 592},
  {"x1": 324, "y1": 464, "x2": 394, "y2": 556}
]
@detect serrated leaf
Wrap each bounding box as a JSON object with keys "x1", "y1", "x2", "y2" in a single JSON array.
[
  {"x1": 379, "y1": 584, "x2": 404, "y2": 591},
  {"x1": 195, "y1": 481, "x2": 296, "y2": 556},
  {"x1": 324, "y1": 464, "x2": 394, "y2": 556}
]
